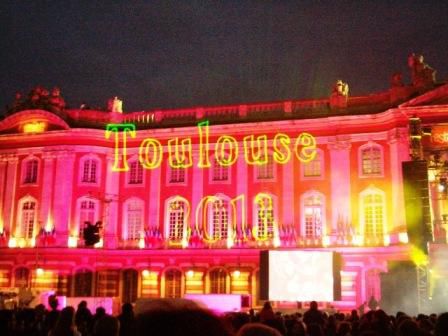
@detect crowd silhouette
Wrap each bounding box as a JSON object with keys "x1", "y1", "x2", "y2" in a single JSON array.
[{"x1": 0, "y1": 296, "x2": 447, "y2": 336}]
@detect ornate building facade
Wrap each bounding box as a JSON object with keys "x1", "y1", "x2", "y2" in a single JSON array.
[{"x1": 1, "y1": 56, "x2": 447, "y2": 312}]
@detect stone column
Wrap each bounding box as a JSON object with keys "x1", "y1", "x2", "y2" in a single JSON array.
[
  {"x1": 0, "y1": 159, "x2": 8, "y2": 232},
  {"x1": 104, "y1": 155, "x2": 120, "y2": 248},
  {"x1": 148, "y1": 162, "x2": 162, "y2": 230},
  {"x1": 53, "y1": 150, "x2": 75, "y2": 246},
  {"x1": 236, "y1": 144, "x2": 248, "y2": 237},
  {"x1": 388, "y1": 128, "x2": 409, "y2": 232},
  {"x1": 40, "y1": 152, "x2": 56, "y2": 230},
  {"x1": 328, "y1": 138, "x2": 352, "y2": 240},
  {"x1": 282, "y1": 158, "x2": 294, "y2": 229},
  {"x1": 190, "y1": 151, "x2": 203, "y2": 231},
  {"x1": 1, "y1": 154, "x2": 18, "y2": 235}
]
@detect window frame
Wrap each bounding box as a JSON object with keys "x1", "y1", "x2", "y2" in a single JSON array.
[
  {"x1": 300, "y1": 191, "x2": 326, "y2": 238},
  {"x1": 76, "y1": 196, "x2": 100, "y2": 241},
  {"x1": 17, "y1": 196, "x2": 38, "y2": 240},
  {"x1": 164, "y1": 196, "x2": 189, "y2": 243},
  {"x1": 209, "y1": 155, "x2": 231, "y2": 184},
  {"x1": 126, "y1": 156, "x2": 145, "y2": 186},
  {"x1": 252, "y1": 193, "x2": 278, "y2": 240},
  {"x1": 358, "y1": 142, "x2": 384, "y2": 178},
  {"x1": 123, "y1": 198, "x2": 145, "y2": 241},
  {"x1": 21, "y1": 156, "x2": 40, "y2": 185},
  {"x1": 359, "y1": 187, "x2": 387, "y2": 243},
  {"x1": 300, "y1": 148, "x2": 324, "y2": 180},
  {"x1": 254, "y1": 152, "x2": 276, "y2": 182},
  {"x1": 79, "y1": 154, "x2": 102, "y2": 185}
]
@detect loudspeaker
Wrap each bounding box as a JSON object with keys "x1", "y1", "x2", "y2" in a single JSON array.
[
  {"x1": 402, "y1": 160, "x2": 432, "y2": 253},
  {"x1": 380, "y1": 261, "x2": 418, "y2": 315}
]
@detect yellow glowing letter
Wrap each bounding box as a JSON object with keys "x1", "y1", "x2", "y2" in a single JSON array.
[
  {"x1": 105, "y1": 123, "x2": 136, "y2": 172},
  {"x1": 253, "y1": 193, "x2": 277, "y2": 242},
  {"x1": 168, "y1": 197, "x2": 191, "y2": 248},
  {"x1": 215, "y1": 136, "x2": 239, "y2": 166},
  {"x1": 273, "y1": 133, "x2": 291, "y2": 164},
  {"x1": 168, "y1": 137, "x2": 193, "y2": 168},
  {"x1": 139, "y1": 138, "x2": 163, "y2": 169},
  {"x1": 294, "y1": 132, "x2": 316, "y2": 163},
  {"x1": 243, "y1": 134, "x2": 268, "y2": 165},
  {"x1": 197, "y1": 120, "x2": 211, "y2": 168},
  {"x1": 195, "y1": 196, "x2": 220, "y2": 243}
]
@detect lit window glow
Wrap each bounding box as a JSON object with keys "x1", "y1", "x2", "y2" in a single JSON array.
[{"x1": 23, "y1": 121, "x2": 47, "y2": 133}]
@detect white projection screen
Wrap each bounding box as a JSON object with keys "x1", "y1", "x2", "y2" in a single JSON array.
[{"x1": 260, "y1": 250, "x2": 341, "y2": 302}]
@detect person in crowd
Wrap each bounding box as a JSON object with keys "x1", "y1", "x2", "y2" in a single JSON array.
[
  {"x1": 237, "y1": 322, "x2": 282, "y2": 336},
  {"x1": 303, "y1": 301, "x2": 325, "y2": 329},
  {"x1": 75, "y1": 300, "x2": 92, "y2": 336},
  {"x1": 367, "y1": 296, "x2": 378, "y2": 311},
  {"x1": 434, "y1": 312, "x2": 448, "y2": 336},
  {"x1": 49, "y1": 306, "x2": 81, "y2": 336},
  {"x1": 46, "y1": 295, "x2": 61, "y2": 334},
  {"x1": 118, "y1": 303, "x2": 134, "y2": 336},
  {"x1": 93, "y1": 315, "x2": 120, "y2": 336},
  {"x1": 91, "y1": 306, "x2": 106, "y2": 330},
  {"x1": 134, "y1": 307, "x2": 231, "y2": 336},
  {"x1": 260, "y1": 301, "x2": 276, "y2": 323}
]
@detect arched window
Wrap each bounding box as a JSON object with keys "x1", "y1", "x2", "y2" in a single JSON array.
[
  {"x1": 211, "y1": 198, "x2": 229, "y2": 240},
  {"x1": 122, "y1": 269, "x2": 138, "y2": 303},
  {"x1": 165, "y1": 197, "x2": 188, "y2": 242},
  {"x1": 22, "y1": 158, "x2": 38, "y2": 184},
  {"x1": 209, "y1": 268, "x2": 227, "y2": 294},
  {"x1": 18, "y1": 197, "x2": 37, "y2": 239},
  {"x1": 302, "y1": 149, "x2": 323, "y2": 179},
  {"x1": 128, "y1": 160, "x2": 143, "y2": 184},
  {"x1": 80, "y1": 155, "x2": 100, "y2": 183},
  {"x1": 77, "y1": 198, "x2": 99, "y2": 238},
  {"x1": 256, "y1": 153, "x2": 274, "y2": 180},
  {"x1": 74, "y1": 268, "x2": 93, "y2": 296},
  {"x1": 360, "y1": 187, "x2": 386, "y2": 243},
  {"x1": 359, "y1": 143, "x2": 383, "y2": 176},
  {"x1": 165, "y1": 269, "x2": 182, "y2": 298},
  {"x1": 124, "y1": 198, "x2": 144, "y2": 240},
  {"x1": 14, "y1": 267, "x2": 30, "y2": 288},
  {"x1": 301, "y1": 192, "x2": 325, "y2": 238},
  {"x1": 254, "y1": 194, "x2": 276, "y2": 239},
  {"x1": 212, "y1": 157, "x2": 229, "y2": 182}
]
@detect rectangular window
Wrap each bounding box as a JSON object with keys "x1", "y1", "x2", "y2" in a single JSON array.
[
  {"x1": 129, "y1": 161, "x2": 143, "y2": 184},
  {"x1": 82, "y1": 160, "x2": 97, "y2": 183},
  {"x1": 256, "y1": 156, "x2": 274, "y2": 180},
  {"x1": 127, "y1": 202, "x2": 142, "y2": 240},
  {"x1": 24, "y1": 160, "x2": 38, "y2": 184},
  {"x1": 212, "y1": 159, "x2": 229, "y2": 182},
  {"x1": 169, "y1": 167, "x2": 185, "y2": 183},
  {"x1": 362, "y1": 147, "x2": 382, "y2": 175},
  {"x1": 303, "y1": 157, "x2": 321, "y2": 177},
  {"x1": 22, "y1": 201, "x2": 36, "y2": 239}
]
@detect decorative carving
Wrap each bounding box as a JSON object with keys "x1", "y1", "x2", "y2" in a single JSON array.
[
  {"x1": 327, "y1": 136, "x2": 352, "y2": 151},
  {"x1": 408, "y1": 54, "x2": 436, "y2": 89},
  {"x1": 387, "y1": 128, "x2": 408, "y2": 144}
]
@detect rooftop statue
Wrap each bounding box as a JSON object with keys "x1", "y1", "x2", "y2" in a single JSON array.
[
  {"x1": 329, "y1": 80, "x2": 349, "y2": 109},
  {"x1": 332, "y1": 80, "x2": 349, "y2": 97},
  {"x1": 7, "y1": 85, "x2": 66, "y2": 115},
  {"x1": 408, "y1": 53, "x2": 436, "y2": 89}
]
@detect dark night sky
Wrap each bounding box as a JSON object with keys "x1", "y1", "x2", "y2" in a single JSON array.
[{"x1": 1, "y1": 1, "x2": 448, "y2": 112}]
